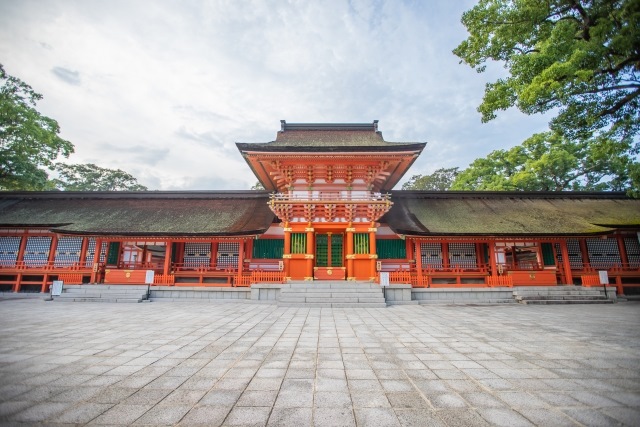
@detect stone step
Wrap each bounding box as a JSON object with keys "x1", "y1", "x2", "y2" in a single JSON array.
[
  {"x1": 278, "y1": 302, "x2": 387, "y2": 308},
  {"x1": 55, "y1": 294, "x2": 147, "y2": 300},
  {"x1": 62, "y1": 285, "x2": 149, "y2": 291},
  {"x1": 519, "y1": 299, "x2": 614, "y2": 305},
  {"x1": 55, "y1": 297, "x2": 143, "y2": 303},
  {"x1": 418, "y1": 299, "x2": 516, "y2": 305},
  {"x1": 513, "y1": 291, "x2": 603, "y2": 296},
  {"x1": 278, "y1": 282, "x2": 386, "y2": 307},
  {"x1": 515, "y1": 295, "x2": 607, "y2": 301}
]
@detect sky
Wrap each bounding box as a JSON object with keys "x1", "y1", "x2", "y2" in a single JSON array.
[{"x1": 0, "y1": 0, "x2": 551, "y2": 191}]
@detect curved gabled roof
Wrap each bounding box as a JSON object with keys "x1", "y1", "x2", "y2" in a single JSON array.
[
  {"x1": 0, "y1": 191, "x2": 276, "y2": 237},
  {"x1": 384, "y1": 191, "x2": 640, "y2": 236}
]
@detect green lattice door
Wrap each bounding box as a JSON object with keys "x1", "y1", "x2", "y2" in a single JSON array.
[{"x1": 315, "y1": 234, "x2": 343, "y2": 267}]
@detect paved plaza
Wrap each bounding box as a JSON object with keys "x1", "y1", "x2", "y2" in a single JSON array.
[{"x1": 0, "y1": 299, "x2": 639, "y2": 426}]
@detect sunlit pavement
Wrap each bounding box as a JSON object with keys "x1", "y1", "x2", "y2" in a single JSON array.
[{"x1": 0, "y1": 299, "x2": 638, "y2": 426}]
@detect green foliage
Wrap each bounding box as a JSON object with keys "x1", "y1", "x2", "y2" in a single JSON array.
[
  {"x1": 251, "y1": 181, "x2": 265, "y2": 190},
  {"x1": 53, "y1": 163, "x2": 148, "y2": 191},
  {"x1": 0, "y1": 64, "x2": 74, "y2": 190},
  {"x1": 401, "y1": 167, "x2": 460, "y2": 190},
  {"x1": 453, "y1": 0, "x2": 639, "y2": 194},
  {"x1": 451, "y1": 131, "x2": 634, "y2": 191}
]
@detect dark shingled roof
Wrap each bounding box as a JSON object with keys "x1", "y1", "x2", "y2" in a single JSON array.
[
  {"x1": 236, "y1": 121, "x2": 426, "y2": 152},
  {"x1": 0, "y1": 191, "x2": 276, "y2": 236},
  {"x1": 385, "y1": 191, "x2": 640, "y2": 236}
]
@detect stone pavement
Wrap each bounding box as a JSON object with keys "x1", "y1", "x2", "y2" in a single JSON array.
[{"x1": 0, "y1": 299, "x2": 639, "y2": 426}]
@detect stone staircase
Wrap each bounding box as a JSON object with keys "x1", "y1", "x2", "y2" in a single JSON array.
[
  {"x1": 53, "y1": 284, "x2": 149, "y2": 303},
  {"x1": 513, "y1": 286, "x2": 615, "y2": 305},
  {"x1": 278, "y1": 282, "x2": 387, "y2": 308}
]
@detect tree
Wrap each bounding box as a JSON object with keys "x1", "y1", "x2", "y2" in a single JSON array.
[
  {"x1": 453, "y1": 0, "x2": 639, "y2": 192},
  {"x1": 0, "y1": 64, "x2": 73, "y2": 190},
  {"x1": 251, "y1": 181, "x2": 265, "y2": 190},
  {"x1": 53, "y1": 163, "x2": 148, "y2": 191},
  {"x1": 452, "y1": 131, "x2": 634, "y2": 191},
  {"x1": 401, "y1": 167, "x2": 460, "y2": 190}
]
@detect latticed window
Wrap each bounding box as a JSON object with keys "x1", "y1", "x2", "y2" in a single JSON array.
[
  {"x1": 555, "y1": 240, "x2": 583, "y2": 269},
  {"x1": 24, "y1": 236, "x2": 52, "y2": 267},
  {"x1": 625, "y1": 237, "x2": 640, "y2": 268},
  {"x1": 0, "y1": 236, "x2": 21, "y2": 267},
  {"x1": 377, "y1": 239, "x2": 406, "y2": 259},
  {"x1": 420, "y1": 243, "x2": 443, "y2": 268},
  {"x1": 85, "y1": 239, "x2": 107, "y2": 266},
  {"x1": 449, "y1": 243, "x2": 477, "y2": 268},
  {"x1": 184, "y1": 243, "x2": 211, "y2": 268},
  {"x1": 217, "y1": 242, "x2": 239, "y2": 268},
  {"x1": 291, "y1": 233, "x2": 307, "y2": 254},
  {"x1": 54, "y1": 237, "x2": 83, "y2": 267},
  {"x1": 586, "y1": 238, "x2": 621, "y2": 269},
  {"x1": 253, "y1": 239, "x2": 284, "y2": 259},
  {"x1": 354, "y1": 233, "x2": 369, "y2": 254}
]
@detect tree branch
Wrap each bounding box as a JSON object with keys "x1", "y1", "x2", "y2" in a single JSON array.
[{"x1": 599, "y1": 88, "x2": 640, "y2": 117}]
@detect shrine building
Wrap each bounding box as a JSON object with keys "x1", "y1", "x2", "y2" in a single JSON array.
[{"x1": 1, "y1": 121, "x2": 639, "y2": 299}]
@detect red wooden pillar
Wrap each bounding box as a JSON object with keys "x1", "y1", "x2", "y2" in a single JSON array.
[
  {"x1": 306, "y1": 225, "x2": 314, "y2": 280},
  {"x1": 488, "y1": 241, "x2": 497, "y2": 277},
  {"x1": 559, "y1": 240, "x2": 573, "y2": 285},
  {"x1": 43, "y1": 235, "x2": 58, "y2": 292},
  {"x1": 346, "y1": 226, "x2": 355, "y2": 281},
  {"x1": 283, "y1": 223, "x2": 291, "y2": 281},
  {"x1": 14, "y1": 234, "x2": 29, "y2": 292},
  {"x1": 579, "y1": 238, "x2": 590, "y2": 270},
  {"x1": 236, "y1": 239, "x2": 245, "y2": 286},
  {"x1": 79, "y1": 237, "x2": 89, "y2": 268},
  {"x1": 210, "y1": 241, "x2": 218, "y2": 268},
  {"x1": 415, "y1": 240, "x2": 423, "y2": 287},
  {"x1": 90, "y1": 238, "x2": 103, "y2": 283},
  {"x1": 369, "y1": 225, "x2": 377, "y2": 281},
  {"x1": 164, "y1": 240, "x2": 173, "y2": 277},
  {"x1": 617, "y1": 235, "x2": 629, "y2": 267},
  {"x1": 442, "y1": 241, "x2": 450, "y2": 269},
  {"x1": 16, "y1": 233, "x2": 28, "y2": 267}
]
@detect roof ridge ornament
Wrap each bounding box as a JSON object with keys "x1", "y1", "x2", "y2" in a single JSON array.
[{"x1": 279, "y1": 120, "x2": 379, "y2": 132}]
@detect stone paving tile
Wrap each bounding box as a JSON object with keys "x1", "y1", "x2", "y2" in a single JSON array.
[
  {"x1": 52, "y1": 402, "x2": 114, "y2": 424},
  {"x1": 267, "y1": 407, "x2": 312, "y2": 426},
  {"x1": 394, "y1": 408, "x2": 446, "y2": 427},
  {"x1": 313, "y1": 407, "x2": 356, "y2": 427},
  {"x1": 89, "y1": 403, "x2": 155, "y2": 425},
  {"x1": 0, "y1": 300, "x2": 639, "y2": 426},
  {"x1": 354, "y1": 407, "x2": 401, "y2": 427}
]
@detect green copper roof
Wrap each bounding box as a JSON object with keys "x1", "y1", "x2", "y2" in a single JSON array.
[
  {"x1": 236, "y1": 121, "x2": 426, "y2": 151},
  {"x1": 385, "y1": 191, "x2": 640, "y2": 236},
  {"x1": 0, "y1": 192, "x2": 275, "y2": 236}
]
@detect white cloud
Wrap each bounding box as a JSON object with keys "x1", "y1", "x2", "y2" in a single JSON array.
[{"x1": 0, "y1": 0, "x2": 552, "y2": 190}]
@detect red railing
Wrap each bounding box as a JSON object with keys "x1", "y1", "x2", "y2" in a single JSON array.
[
  {"x1": 251, "y1": 270, "x2": 285, "y2": 284},
  {"x1": 172, "y1": 263, "x2": 238, "y2": 272},
  {"x1": 487, "y1": 276, "x2": 513, "y2": 287},
  {"x1": 0, "y1": 261, "x2": 90, "y2": 271}
]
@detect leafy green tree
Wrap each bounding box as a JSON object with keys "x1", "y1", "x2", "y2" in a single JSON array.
[
  {"x1": 251, "y1": 181, "x2": 265, "y2": 190},
  {"x1": 53, "y1": 163, "x2": 148, "y2": 191},
  {"x1": 401, "y1": 167, "x2": 460, "y2": 190},
  {"x1": 453, "y1": 0, "x2": 639, "y2": 192},
  {"x1": 0, "y1": 64, "x2": 73, "y2": 190},
  {"x1": 452, "y1": 131, "x2": 633, "y2": 191}
]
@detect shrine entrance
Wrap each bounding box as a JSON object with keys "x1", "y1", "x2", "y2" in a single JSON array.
[{"x1": 314, "y1": 232, "x2": 346, "y2": 280}]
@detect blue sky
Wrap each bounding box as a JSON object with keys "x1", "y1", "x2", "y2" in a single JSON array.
[{"x1": 0, "y1": 0, "x2": 550, "y2": 190}]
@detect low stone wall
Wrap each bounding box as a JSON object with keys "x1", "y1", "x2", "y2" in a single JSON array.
[
  {"x1": 149, "y1": 284, "x2": 286, "y2": 302},
  {"x1": 411, "y1": 287, "x2": 515, "y2": 304},
  {"x1": 383, "y1": 284, "x2": 417, "y2": 305},
  {"x1": 150, "y1": 286, "x2": 250, "y2": 302},
  {"x1": 250, "y1": 284, "x2": 286, "y2": 302}
]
